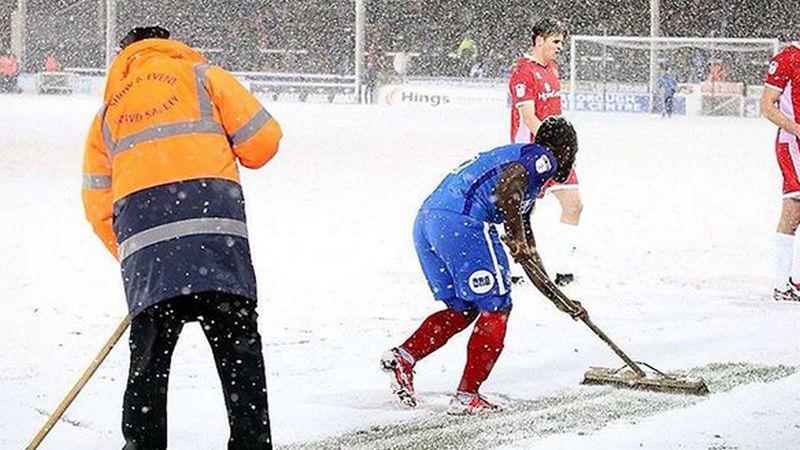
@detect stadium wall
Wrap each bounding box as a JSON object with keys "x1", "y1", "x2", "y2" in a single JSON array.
[{"x1": 13, "y1": 72, "x2": 761, "y2": 118}]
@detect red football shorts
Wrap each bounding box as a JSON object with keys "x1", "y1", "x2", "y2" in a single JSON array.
[{"x1": 776, "y1": 136, "x2": 800, "y2": 197}]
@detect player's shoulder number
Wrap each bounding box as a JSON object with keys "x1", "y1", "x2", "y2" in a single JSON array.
[
  {"x1": 515, "y1": 83, "x2": 526, "y2": 98},
  {"x1": 768, "y1": 60, "x2": 779, "y2": 75},
  {"x1": 535, "y1": 155, "x2": 552, "y2": 174}
]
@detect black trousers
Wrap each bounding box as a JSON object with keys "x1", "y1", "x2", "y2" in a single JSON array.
[{"x1": 122, "y1": 292, "x2": 272, "y2": 450}]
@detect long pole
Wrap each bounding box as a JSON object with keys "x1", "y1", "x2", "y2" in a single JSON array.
[
  {"x1": 15, "y1": 0, "x2": 27, "y2": 63},
  {"x1": 601, "y1": 27, "x2": 607, "y2": 112},
  {"x1": 518, "y1": 258, "x2": 646, "y2": 378},
  {"x1": 26, "y1": 316, "x2": 131, "y2": 450},
  {"x1": 354, "y1": 0, "x2": 365, "y2": 103},
  {"x1": 105, "y1": 0, "x2": 116, "y2": 69},
  {"x1": 649, "y1": 0, "x2": 660, "y2": 113}
]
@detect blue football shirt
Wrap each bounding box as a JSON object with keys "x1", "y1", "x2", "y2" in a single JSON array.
[{"x1": 422, "y1": 143, "x2": 558, "y2": 223}]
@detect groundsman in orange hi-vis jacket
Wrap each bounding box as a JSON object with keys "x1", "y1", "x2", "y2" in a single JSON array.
[
  {"x1": 82, "y1": 28, "x2": 281, "y2": 316},
  {"x1": 81, "y1": 27, "x2": 280, "y2": 449}
]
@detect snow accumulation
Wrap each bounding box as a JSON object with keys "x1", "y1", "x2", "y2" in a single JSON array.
[{"x1": 1, "y1": 94, "x2": 798, "y2": 449}]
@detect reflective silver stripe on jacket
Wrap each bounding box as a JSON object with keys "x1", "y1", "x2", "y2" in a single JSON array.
[
  {"x1": 98, "y1": 105, "x2": 116, "y2": 152},
  {"x1": 82, "y1": 174, "x2": 111, "y2": 189},
  {"x1": 109, "y1": 62, "x2": 223, "y2": 158},
  {"x1": 229, "y1": 109, "x2": 272, "y2": 147},
  {"x1": 112, "y1": 120, "x2": 225, "y2": 156},
  {"x1": 194, "y1": 63, "x2": 213, "y2": 118},
  {"x1": 118, "y1": 217, "x2": 248, "y2": 261}
]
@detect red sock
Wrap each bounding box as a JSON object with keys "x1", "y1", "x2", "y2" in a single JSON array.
[
  {"x1": 401, "y1": 308, "x2": 477, "y2": 363},
  {"x1": 458, "y1": 311, "x2": 509, "y2": 393}
]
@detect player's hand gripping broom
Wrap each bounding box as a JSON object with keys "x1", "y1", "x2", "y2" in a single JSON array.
[
  {"x1": 515, "y1": 255, "x2": 709, "y2": 396},
  {"x1": 26, "y1": 315, "x2": 131, "y2": 450}
]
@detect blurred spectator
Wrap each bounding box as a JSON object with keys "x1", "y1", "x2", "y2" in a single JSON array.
[
  {"x1": 469, "y1": 60, "x2": 485, "y2": 78},
  {"x1": 657, "y1": 66, "x2": 678, "y2": 117},
  {"x1": 457, "y1": 34, "x2": 478, "y2": 60},
  {"x1": 690, "y1": 52, "x2": 707, "y2": 83},
  {"x1": 456, "y1": 34, "x2": 478, "y2": 76},
  {"x1": 44, "y1": 53, "x2": 62, "y2": 72},
  {"x1": 0, "y1": 48, "x2": 20, "y2": 93},
  {"x1": 706, "y1": 60, "x2": 730, "y2": 82},
  {"x1": 392, "y1": 51, "x2": 409, "y2": 77}
]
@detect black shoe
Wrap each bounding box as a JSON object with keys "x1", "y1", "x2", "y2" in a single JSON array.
[{"x1": 554, "y1": 273, "x2": 574, "y2": 286}]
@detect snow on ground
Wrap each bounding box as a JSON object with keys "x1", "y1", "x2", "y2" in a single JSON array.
[{"x1": 1, "y1": 93, "x2": 799, "y2": 449}]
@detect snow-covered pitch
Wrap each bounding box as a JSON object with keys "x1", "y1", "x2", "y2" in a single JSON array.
[{"x1": 1, "y1": 94, "x2": 799, "y2": 449}]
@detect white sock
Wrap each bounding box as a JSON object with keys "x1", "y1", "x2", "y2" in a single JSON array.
[
  {"x1": 790, "y1": 232, "x2": 800, "y2": 287},
  {"x1": 555, "y1": 222, "x2": 579, "y2": 275},
  {"x1": 775, "y1": 233, "x2": 793, "y2": 290}
]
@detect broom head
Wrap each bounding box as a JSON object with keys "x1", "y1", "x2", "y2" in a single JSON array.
[{"x1": 582, "y1": 364, "x2": 709, "y2": 396}]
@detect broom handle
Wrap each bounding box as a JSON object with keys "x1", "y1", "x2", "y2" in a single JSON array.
[
  {"x1": 519, "y1": 258, "x2": 646, "y2": 377},
  {"x1": 26, "y1": 315, "x2": 131, "y2": 450},
  {"x1": 577, "y1": 315, "x2": 646, "y2": 377}
]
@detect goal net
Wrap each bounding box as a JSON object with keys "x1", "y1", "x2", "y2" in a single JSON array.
[{"x1": 568, "y1": 35, "x2": 779, "y2": 117}]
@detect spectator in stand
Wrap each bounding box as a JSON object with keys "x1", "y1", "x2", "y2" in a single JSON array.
[
  {"x1": 657, "y1": 66, "x2": 679, "y2": 117},
  {"x1": 457, "y1": 34, "x2": 478, "y2": 76},
  {"x1": 706, "y1": 59, "x2": 731, "y2": 82},
  {"x1": 44, "y1": 53, "x2": 62, "y2": 72},
  {"x1": 690, "y1": 52, "x2": 707, "y2": 83},
  {"x1": 392, "y1": 51, "x2": 409, "y2": 78},
  {"x1": 0, "y1": 48, "x2": 20, "y2": 93}
]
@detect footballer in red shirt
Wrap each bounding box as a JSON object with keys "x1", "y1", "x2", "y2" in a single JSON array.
[
  {"x1": 507, "y1": 18, "x2": 582, "y2": 286},
  {"x1": 761, "y1": 42, "x2": 800, "y2": 301}
]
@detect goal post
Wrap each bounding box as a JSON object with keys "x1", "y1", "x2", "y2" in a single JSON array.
[{"x1": 568, "y1": 35, "x2": 780, "y2": 116}]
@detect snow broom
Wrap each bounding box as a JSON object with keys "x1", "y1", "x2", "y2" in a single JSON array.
[
  {"x1": 517, "y1": 257, "x2": 709, "y2": 396},
  {"x1": 26, "y1": 315, "x2": 131, "y2": 450}
]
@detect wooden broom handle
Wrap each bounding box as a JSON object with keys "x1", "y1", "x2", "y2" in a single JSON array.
[
  {"x1": 519, "y1": 258, "x2": 646, "y2": 377},
  {"x1": 26, "y1": 315, "x2": 131, "y2": 450}
]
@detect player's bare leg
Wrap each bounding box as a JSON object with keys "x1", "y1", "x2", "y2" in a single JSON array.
[
  {"x1": 774, "y1": 197, "x2": 800, "y2": 301},
  {"x1": 552, "y1": 187, "x2": 583, "y2": 286},
  {"x1": 777, "y1": 197, "x2": 800, "y2": 234},
  {"x1": 553, "y1": 187, "x2": 582, "y2": 226}
]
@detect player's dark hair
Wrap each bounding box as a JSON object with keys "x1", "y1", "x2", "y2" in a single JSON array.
[
  {"x1": 531, "y1": 18, "x2": 568, "y2": 45},
  {"x1": 119, "y1": 26, "x2": 171, "y2": 50},
  {"x1": 536, "y1": 116, "x2": 577, "y2": 183}
]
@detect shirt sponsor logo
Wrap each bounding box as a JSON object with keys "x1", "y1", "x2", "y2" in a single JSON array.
[
  {"x1": 383, "y1": 88, "x2": 451, "y2": 106},
  {"x1": 399, "y1": 91, "x2": 450, "y2": 106},
  {"x1": 515, "y1": 83, "x2": 527, "y2": 98},
  {"x1": 538, "y1": 90, "x2": 561, "y2": 100},
  {"x1": 769, "y1": 61, "x2": 779, "y2": 75},
  {"x1": 468, "y1": 269, "x2": 495, "y2": 295},
  {"x1": 535, "y1": 155, "x2": 552, "y2": 174}
]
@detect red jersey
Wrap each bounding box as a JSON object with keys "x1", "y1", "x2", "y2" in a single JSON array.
[
  {"x1": 508, "y1": 57, "x2": 562, "y2": 143},
  {"x1": 765, "y1": 43, "x2": 800, "y2": 144}
]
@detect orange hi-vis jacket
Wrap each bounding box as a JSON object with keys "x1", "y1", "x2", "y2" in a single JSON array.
[{"x1": 81, "y1": 39, "x2": 282, "y2": 316}]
